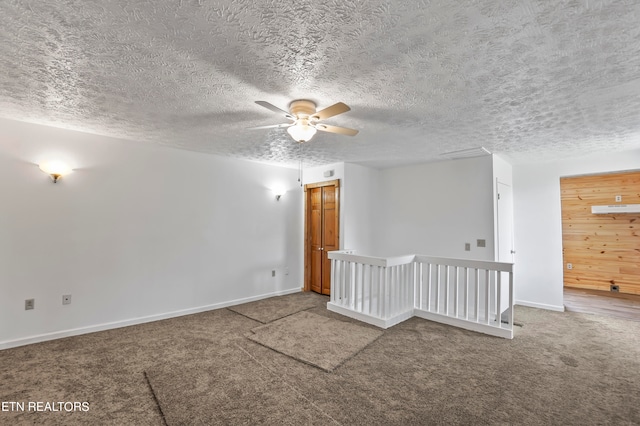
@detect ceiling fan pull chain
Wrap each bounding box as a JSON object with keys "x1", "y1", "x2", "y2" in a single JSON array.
[{"x1": 298, "y1": 142, "x2": 303, "y2": 187}]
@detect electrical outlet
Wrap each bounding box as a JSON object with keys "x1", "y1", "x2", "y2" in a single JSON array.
[
  {"x1": 610, "y1": 284, "x2": 619, "y2": 292},
  {"x1": 615, "y1": 195, "x2": 622, "y2": 202},
  {"x1": 62, "y1": 294, "x2": 72, "y2": 305},
  {"x1": 272, "y1": 270, "x2": 276, "y2": 277},
  {"x1": 567, "y1": 263, "x2": 573, "y2": 270},
  {"x1": 477, "y1": 239, "x2": 486, "y2": 248},
  {"x1": 25, "y1": 299, "x2": 35, "y2": 310},
  {"x1": 465, "y1": 243, "x2": 471, "y2": 251}
]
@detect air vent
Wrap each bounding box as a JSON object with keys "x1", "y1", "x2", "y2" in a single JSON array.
[
  {"x1": 591, "y1": 204, "x2": 640, "y2": 214},
  {"x1": 439, "y1": 146, "x2": 491, "y2": 160}
]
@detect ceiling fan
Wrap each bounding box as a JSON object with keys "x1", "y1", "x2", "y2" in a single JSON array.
[{"x1": 252, "y1": 99, "x2": 358, "y2": 143}]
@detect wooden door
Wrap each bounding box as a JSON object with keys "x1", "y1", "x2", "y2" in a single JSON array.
[{"x1": 305, "y1": 180, "x2": 340, "y2": 295}]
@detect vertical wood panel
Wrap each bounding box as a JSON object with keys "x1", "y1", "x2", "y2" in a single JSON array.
[{"x1": 560, "y1": 171, "x2": 640, "y2": 295}]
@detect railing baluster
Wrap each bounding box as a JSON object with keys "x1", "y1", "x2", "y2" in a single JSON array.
[
  {"x1": 377, "y1": 266, "x2": 382, "y2": 317},
  {"x1": 454, "y1": 266, "x2": 459, "y2": 318},
  {"x1": 475, "y1": 268, "x2": 480, "y2": 322},
  {"x1": 364, "y1": 265, "x2": 369, "y2": 315},
  {"x1": 338, "y1": 260, "x2": 346, "y2": 306},
  {"x1": 403, "y1": 264, "x2": 407, "y2": 310},
  {"x1": 361, "y1": 263, "x2": 366, "y2": 313},
  {"x1": 508, "y1": 271, "x2": 514, "y2": 329},
  {"x1": 334, "y1": 260, "x2": 338, "y2": 304},
  {"x1": 360, "y1": 264, "x2": 364, "y2": 314},
  {"x1": 357, "y1": 263, "x2": 363, "y2": 313},
  {"x1": 391, "y1": 266, "x2": 400, "y2": 315},
  {"x1": 444, "y1": 265, "x2": 450, "y2": 316},
  {"x1": 383, "y1": 266, "x2": 389, "y2": 319},
  {"x1": 464, "y1": 267, "x2": 469, "y2": 320},
  {"x1": 485, "y1": 269, "x2": 490, "y2": 325},
  {"x1": 349, "y1": 262, "x2": 356, "y2": 310},
  {"x1": 417, "y1": 263, "x2": 423, "y2": 310},
  {"x1": 427, "y1": 263, "x2": 432, "y2": 312},
  {"x1": 496, "y1": 271, "x2": 502, "y2": 328},
  {"x1": 435, "y1": 264, "x2": 440, "y2": 314}
]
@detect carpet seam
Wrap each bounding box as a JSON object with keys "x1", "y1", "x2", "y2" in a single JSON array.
[
  {"x1": 229, "y1": 305, "x2": 318, "y2": 328},
  {"x1": 225, "y1": 307, "x2": 268, "y2": 324},
  {"x1": 244, "y1": 335, "x2": 334, "y2": 372},
  {"x1": 327, "y1": 331, "x2": 385, "y2": 372},
  {"x1": 235, "y1": 343, "x2": 343, "y2": 425},
  {"x1": 144, "y1": 371, "x2": 169, "y2": 426}
]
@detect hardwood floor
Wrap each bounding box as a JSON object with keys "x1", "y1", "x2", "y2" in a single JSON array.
[{"x1": 564, "y1": 287, "x2": 640, "y2": 322}]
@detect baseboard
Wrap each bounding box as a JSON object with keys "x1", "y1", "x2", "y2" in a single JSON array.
[
  {"x1": 0, "y1": 287, "x2": 301, "y2": 351},
  {"x1": 515, "y1": 299, "x2": 565, "y2": 312},
  {"x1": 414, "y1": 309, "x2": 513, "y2": 339}
]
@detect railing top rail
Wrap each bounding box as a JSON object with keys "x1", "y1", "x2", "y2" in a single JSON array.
[
  {"x1": 328, "y1": 251, "x2": 513, "y2": 272},
  {"x1": 414, "y1": 255, "x2": 513, "y2": 272},
  {"x1": 328, "y1": 251, "x2": 416, "y2": 267},
  {"x1": 385, "y1": 255, "x2": 417, "y2": 267},
  {"x1": 328, "y1": 251, "x2": 388, "y2": 267}
]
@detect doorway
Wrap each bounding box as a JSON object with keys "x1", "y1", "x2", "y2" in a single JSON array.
[
  {"x1": 304, "y1": 179, "x2": 340, "y2": 295},
  {"x1": 496, "y1": 180, "x2": 515, "y2": 317},
  {"x1": 496, "y1": 181, "x2": 515, "y2": 264}
]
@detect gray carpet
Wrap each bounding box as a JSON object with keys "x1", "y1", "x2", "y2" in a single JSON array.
[
  {"x1": 247, "y1": 310, "x2": 383, "y2": 372},
  {"x1": 145, "y1": 343, "x2": 339, "y2": 425},
  {"x1": 1, "y1": 292, "x2": 639, "y2": 425},
  {"x1": 227, "y1": 291, "x2": 320, "y2": 323}
]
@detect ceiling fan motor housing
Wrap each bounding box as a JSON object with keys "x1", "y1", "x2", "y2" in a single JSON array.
[{"x1": 288, "y1": 100, "x2": 317, "y2": 118}]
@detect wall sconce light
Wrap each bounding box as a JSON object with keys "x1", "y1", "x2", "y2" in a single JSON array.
[
  {"x1": 39, "y1": 161, "x2": 72, "y2": 183},
  {"x1": 272, "y1": 186, "x2": 286, "y2": 201}
]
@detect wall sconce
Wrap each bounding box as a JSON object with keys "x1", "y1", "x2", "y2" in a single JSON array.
[
  {"x1": 272, "y1": 186, "x2": 286, "y2": 201},
  {"x1": 39, "y1": 161, "x2": 72, "y2": 183}
]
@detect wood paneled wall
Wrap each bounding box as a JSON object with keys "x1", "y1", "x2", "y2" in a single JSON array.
[{"x1": 560, "y1": 171, "x2": 640, "y2": 295}]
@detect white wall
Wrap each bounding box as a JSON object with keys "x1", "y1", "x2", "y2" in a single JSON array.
[
  {"x1": 303, "y1": 163, "x2": 381, "y2": 253},
  {"x1": 376, "y1": 156, "x2": 495, "y2": 259},
  {"x1": 0, "y1": 118, "x2": 302, "y2": 348},
  {"x1": 342, "y1": 163, "x2": 380, "y2": 252},
  {"x1": 512, "y1": 149, "x2": 640, "y2": 311}
]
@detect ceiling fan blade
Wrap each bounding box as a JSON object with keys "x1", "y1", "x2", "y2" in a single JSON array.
[
  {"x1": 255, "y1": 101, "x2": 293, "y2": 119},
  {"x1": 312, "y1": 102, "x2": 351, "y2": 121},
  {"x1": 248, "y1": 123, "x2": 293, "y2": 130},
  {"x1": 315, "y1": 123, "x2": 359, "y2": 136}
]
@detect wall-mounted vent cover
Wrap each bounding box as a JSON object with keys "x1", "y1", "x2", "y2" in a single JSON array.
[
  {"x1": 439, "y1": 146, "x2": 491, "y2": 160},
  {"x1": 591, "y1": 204, "x2": 640, "y2": 214}
]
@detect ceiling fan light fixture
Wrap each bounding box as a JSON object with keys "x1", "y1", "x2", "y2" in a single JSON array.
[{"x1": 287, "y1": 121, "x2": 317, "y2": 143}]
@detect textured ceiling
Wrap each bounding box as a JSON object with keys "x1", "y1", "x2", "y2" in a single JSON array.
[{"x1": 1, "y1": 0, "x2": 640, "y2": 168}]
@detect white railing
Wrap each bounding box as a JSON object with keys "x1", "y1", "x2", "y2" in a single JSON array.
[{"x1": 327, "y1": 251, "x2": 514, "y2": 339}]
